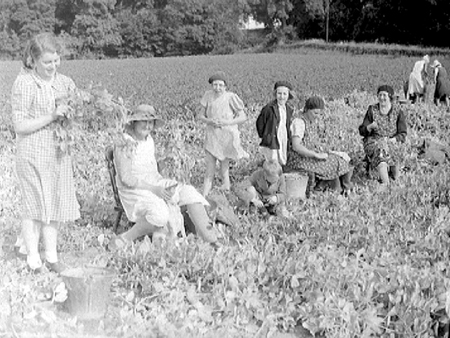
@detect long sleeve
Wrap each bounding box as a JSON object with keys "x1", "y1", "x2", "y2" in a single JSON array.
[
  {"x1": 358, "y1": 107, "x2": 374, "y2": 137},
  {"x1": 114, "y1": 147, "x2": 139, "y2": 189},
  {"x1": 394, "y1": 109, "x2": 407, "y2": 143},
  {"x1": 256, "y1": 106, "x2": 269, "y2": 138}
]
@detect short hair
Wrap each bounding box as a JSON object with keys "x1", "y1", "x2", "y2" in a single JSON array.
[
  {"x1": 263, "y1": 160, "x2": 282, "y2": 177},
  {"x1": 22, "y1": 33, "x2": 63, "y2": 69}
]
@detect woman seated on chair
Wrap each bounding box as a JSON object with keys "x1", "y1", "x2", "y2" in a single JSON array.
[{"x1": 112, "y1": 104, "x2": 219, "y2": 247}]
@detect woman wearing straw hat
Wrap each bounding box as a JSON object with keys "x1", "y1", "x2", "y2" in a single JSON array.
[
  {"x1": 111, "y1": 104, "x2": 219, "y2": 247},
  {"x1": 431, "y1": 59, "x2": 450, "y2": 107}
]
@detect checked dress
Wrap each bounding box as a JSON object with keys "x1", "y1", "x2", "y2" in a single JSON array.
[{"x1": 11, "y1": 68, "x2": 80, "y2": 223}]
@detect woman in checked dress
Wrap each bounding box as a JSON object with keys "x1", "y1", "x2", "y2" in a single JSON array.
[{"x1": 11, "y1": 33, "x2": 80, "y2": 273}]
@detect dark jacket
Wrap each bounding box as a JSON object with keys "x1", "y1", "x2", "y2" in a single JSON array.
[{"x1": 256, "y1": 100, "x2": 294, "y2": 150}]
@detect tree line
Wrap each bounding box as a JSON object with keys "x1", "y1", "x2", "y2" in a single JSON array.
[{"x1": 1, "y1": 0, "x2": 449, "y2": 59}]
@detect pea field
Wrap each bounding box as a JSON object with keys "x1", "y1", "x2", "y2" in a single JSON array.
[{"x1": 1, "y1": 49, "x2": 450, "y2": 338}]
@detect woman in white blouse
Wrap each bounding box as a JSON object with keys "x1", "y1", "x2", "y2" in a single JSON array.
[
  {"x1": 285, "y1": 97, "x2": 353, "y2": 193},
  {"x1": 112, "y1": 104, "x2": 219, "y2": 248}
]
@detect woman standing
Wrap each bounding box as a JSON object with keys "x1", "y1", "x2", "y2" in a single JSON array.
[
  {"x1": 432, "y1": 59, "x2": 450, "y2": 107},
  {"x1": 359, "y1": 85, "x2": 407, "y2": 186},
  {"x1": 256, "y1": 80, "x2": 295, "y2": 166},
  {"x1": 407, "y1": 54, "x2": 430, "y2": 103},
  {"x1": 198, "y1": 71, "x2": 248, "y2": 196},
  {"x1": 11, "y1": 33, "x2": 80, "y2": 273}
]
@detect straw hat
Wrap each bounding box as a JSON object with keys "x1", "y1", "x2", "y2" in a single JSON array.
[{"x1": 126, "y1": 104, "x2": 164, "y2": 128}]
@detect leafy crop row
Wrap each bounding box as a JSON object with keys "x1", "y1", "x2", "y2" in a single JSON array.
[{"x1": 1, "y1": 50, "x2": 450, "y2": 337}]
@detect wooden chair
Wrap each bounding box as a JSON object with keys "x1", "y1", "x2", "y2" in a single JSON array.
[
  {"x1": 105, "y1": 146, "x2": 193, "y2": 237},
  {"x1": 105, "y1": 145, "x2": 132, "y2": 234}
]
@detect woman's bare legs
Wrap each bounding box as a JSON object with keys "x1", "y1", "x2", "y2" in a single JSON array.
[
  {"x1": 42, "y1": 222, "x2": 59, "y2": 263},
  {"x1": 22, "y1": 219, "x2": 42, "y2": 269},
  {"x1": 377, "y1": 162, "x2": 390, "y2": 185},
  {"x1": 120, "y1": 219, "x2": 168, "y2": 243},
  {"x1": 203, "y1": 151, "x2": 216, "y2": 196},
  {"x1": 219, "y1": 158, "x2": 230, "y2": 191},
  {"x1": 186, "y1": 203, "x2": 217, "y2": 243}
]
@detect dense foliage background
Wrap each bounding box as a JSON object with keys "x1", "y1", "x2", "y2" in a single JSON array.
[{"x1": 1, "y1": 0, "x2": 450, "y2": 60}]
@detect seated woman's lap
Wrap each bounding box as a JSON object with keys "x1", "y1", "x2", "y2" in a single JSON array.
[
  {"x1": 176, "y1": 184, "x2": 209, "y2": 206},
  {"x1": 131, "y1": 181, "x2": 208, "y2": 228},
  {"x1": 287, "y1": 152, "x2": 349, "y2": 180},
  {"x1": 364, "y1": 141, "x2": 393, "y2": 169}
]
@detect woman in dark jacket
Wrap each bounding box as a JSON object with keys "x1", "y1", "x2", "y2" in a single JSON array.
[{"x1": 256, "y1": 81, "x2": 294, "y2": 166}]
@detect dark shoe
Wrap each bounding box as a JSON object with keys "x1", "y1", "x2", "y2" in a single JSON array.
[
  {"x1": 313, "y1": 179, "x2": 329, "y2": 192},
  {"x1": 45, "y1": 261, "x2": 67, "y2": 274},
  {"x1": 389, "y1": 165, "x2": 400, "y2": 180}
]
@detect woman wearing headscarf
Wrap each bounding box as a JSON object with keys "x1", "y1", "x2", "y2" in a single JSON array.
[
  {"x1": 431, "y1": 59, "x2": 450, "y2": 107},
  {"x1": 359, "y1": 85, "x2": 407, "y2": 186},
  {"x1": 407, "y1": 55, "x2": 430, "y2": 103},
  {"x1": 285, "y1": 96, "x2": 353, "y2": 194}
]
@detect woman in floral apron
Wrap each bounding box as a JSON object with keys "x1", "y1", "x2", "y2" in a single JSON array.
[{"x1": 358, "y1": 85, "x2": 407, "y2": 186}]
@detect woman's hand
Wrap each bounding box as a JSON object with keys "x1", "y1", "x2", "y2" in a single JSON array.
[
  {"x1": 251, "y1": 198, "x2": 264, "y2": 208},
  {"x1": 212, "y1": 119, "x2": 230, "y2": 127},
  {"x1": 367, "y1": 121, "x2": 378, "y2": 132},
  {"x1": 152, "y1": 186, "x2": 174, "y2": 201},
  {"x1": 331, "y1": 151, "x2": 351, "y2": 162},
  {"x1": 265, "y1": 195, "x2": 277, "y2": 205},
  {"x1": 315, "y1": 152, "x2": 329, "y2": 160},
  {"x1": 52, "y1": 104, "x2": 72, "y2": 121}
]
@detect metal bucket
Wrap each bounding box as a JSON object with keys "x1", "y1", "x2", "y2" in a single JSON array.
[
  {"x1": 61, "y1": 266, "x2": 115, "y2": 320},
  {"x1": 284, "y1": 172, "x2": 308, "y2": 200}
]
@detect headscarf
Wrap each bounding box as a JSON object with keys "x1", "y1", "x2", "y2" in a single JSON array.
[
  {"x1": 273, "y1": 80, "x2": 294, "y2": 100},
  {"x1": 377, "y1": 85, "x2": 394, "y2": 98},
  {"x1": 304, "y1": 96, "x2": 325, "y2": 111},
  {"x1": 208, "y1": 71, "x2": 227, "y2": 85}
]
